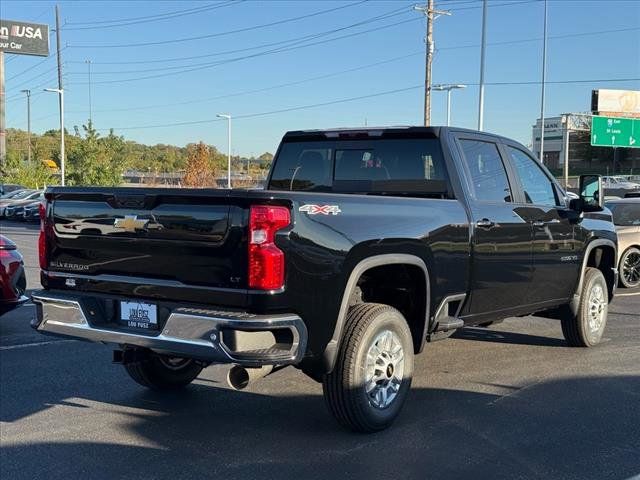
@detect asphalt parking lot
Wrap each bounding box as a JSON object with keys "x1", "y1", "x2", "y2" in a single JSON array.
[{"x1": 1, "y1": 220, "x2": 639, "y2": 480}]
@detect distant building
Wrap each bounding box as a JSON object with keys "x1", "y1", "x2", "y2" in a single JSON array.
[
  {"x1": 531, "y1": 114, "x2": 586, "y2": 169},
  {"x1": 532, "y1": 114, "x2": 640, "y2": 175}
]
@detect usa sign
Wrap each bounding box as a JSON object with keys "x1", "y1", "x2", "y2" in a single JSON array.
[{"x1": 0, "y1": 19, "x2": 49, "y2": 57}]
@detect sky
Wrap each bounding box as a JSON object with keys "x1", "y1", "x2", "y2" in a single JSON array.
[{"x1": 2, "y1": 0, "x2": 639, "y2": 157}]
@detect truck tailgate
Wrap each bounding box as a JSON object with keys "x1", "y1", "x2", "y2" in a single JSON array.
[{"x1": 46, "y1": 189, "x2": 248, "y2": 292}]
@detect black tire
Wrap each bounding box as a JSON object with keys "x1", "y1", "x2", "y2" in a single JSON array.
[
  {"x1": 323, "y1": 303, "x2": 414, "y2": 433},
  {"x1": 124, "y1": 353, "x2": 203, "y2": 390},
  {"x1": 560, "y1": 267, "x2": 608, "y2": 347},
  {"x1": 619, "y1": 246, "x2": 640, "y2": 288}
]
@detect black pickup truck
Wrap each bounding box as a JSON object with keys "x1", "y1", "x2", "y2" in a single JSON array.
[{"x1": 32, "y1": 127, "x2": 617, "y2": 432}]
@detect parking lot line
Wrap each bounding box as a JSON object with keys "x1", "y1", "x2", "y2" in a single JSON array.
[
  {"x1": 615, "y1": 291, "x2": 640, "y2": 297},
  {"x1": 0, "y1": 340, "x2": 76, "y2": 351}
]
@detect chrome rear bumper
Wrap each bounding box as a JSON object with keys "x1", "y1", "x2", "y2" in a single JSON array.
[{"x1": 31, "y1": 290, "x2": 307, "y2": 367}]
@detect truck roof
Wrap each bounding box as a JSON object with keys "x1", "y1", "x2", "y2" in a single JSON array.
[{"x1": 282, "y1": 126, "x2": 508, "y2": 142}]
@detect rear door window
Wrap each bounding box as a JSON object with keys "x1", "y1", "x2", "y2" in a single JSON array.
[{"x1": 458, "y1": 139, "x2": 513, "y2": 202}]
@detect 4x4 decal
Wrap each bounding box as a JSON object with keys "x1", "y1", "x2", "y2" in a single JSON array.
[{"x1": 299, "y1": 204, "x2": 342, "y2": 215}]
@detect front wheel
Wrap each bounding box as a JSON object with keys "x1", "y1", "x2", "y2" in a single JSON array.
[
  {"x1": 561, "y1": 267, "x2": 608, "y2": 347},
  {"x1": 323, "y1": 303, "x2": 414, "y2": 433},
  {"x1": 619, "y1": 246, "x2": 640, "y2": 288},
  {"x1": 124, "y1": 352, "x2": 203, "y2": 390}
]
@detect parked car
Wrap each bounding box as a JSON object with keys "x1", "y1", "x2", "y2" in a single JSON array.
[
  {"x1": 32, "y1": 127, "x2": 617, "y2": 432},
  {"x1": 1, "y1": 189, "x2": 29, "y2": 200},
  {"x1": 603, "y1": 176, "x2": 640, "y2": 190},
  {"x1": 21, "y1": 201, "x2": 42, "y2": 222},
  {"x1": 3, "y1": 192, "x2": 44, "y2": 220},
  {"x1": 0, "y1": 235, "x2": 27, "y2": 316},
  {"x1": 0, "y1": 190, "x2": 35, "y2": 218},
  {"x1": 0, "y1": 184, "x2": 25, "y2": 196},
  {"x1": 605, "y1": 198, "x2": 640, "y2": 288}
]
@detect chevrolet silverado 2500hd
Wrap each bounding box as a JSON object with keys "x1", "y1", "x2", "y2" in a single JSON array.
[{"x1": 32, "y1": 127, "x2": 617, "y2": 432}]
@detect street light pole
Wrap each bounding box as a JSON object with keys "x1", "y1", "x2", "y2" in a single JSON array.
[
  {"x1": 44, "y1": 88, "x2": 65, "y2": 186},
  {"x1": 20, "y1": 89, "x2": 32, "y2": 164},
  {"x1": 477, "y1": 0, "x2": 488, "y2": 131},
  {"x1": 217, "y1": 114, "x2": 232, "y2": 189},
  {"x1": 539, "y1": 0, "x2": 548, "y2": 163},
  {"x1": 86, "y1": 59, "x2": 92, "y2": 124},
  {"x1": 432, "y1": 84, "x2": 466, "y2": 126}
]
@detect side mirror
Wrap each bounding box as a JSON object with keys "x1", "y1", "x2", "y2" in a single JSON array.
[{"x1": 571, "y1": 175, "x2": 603, "y2": 212}]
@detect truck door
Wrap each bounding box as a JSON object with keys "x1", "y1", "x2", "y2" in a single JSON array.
[
  {"x1": 455, "y1": 136, "x2": 533, "y2": 316},
  {"x1": 501, "y1": 144, "x2": 579, "y2": 305}
]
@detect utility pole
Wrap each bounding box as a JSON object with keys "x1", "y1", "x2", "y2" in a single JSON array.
[
  {"x1": 414, "y1": 1, "x2": 450, "y2": 127},
  {"x1": 86, "y1": 59, "x2": 92, "y2": 124},
  {"x1": 538, "y1": 0, "x2": 548, "y2": 163},
  {"x1": 54, "y1": 5, "x2": 65, "y2": 185},
  {"x1": 20, "y1": 90, "x2": 32, "y2": 164},
  {"x1": 477, "y1": 0, "x2": 488, "y2": 131},
  {"x1": 0, "y1": 51, "x2": 5, "y2": 169}
]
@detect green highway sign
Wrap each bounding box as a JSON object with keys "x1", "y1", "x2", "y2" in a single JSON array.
[{"x1": 591, "y1": 115, "x2": 639, "y2": 148}]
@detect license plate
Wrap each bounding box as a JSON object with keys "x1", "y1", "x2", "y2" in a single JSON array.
[{"x1": 120, "y1": 301, "x2": 158, "y2": 330}]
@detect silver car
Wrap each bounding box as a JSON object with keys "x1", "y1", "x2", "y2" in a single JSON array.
[{"x1": 605, "y1": 198, "x2": 640, "y2": 288}]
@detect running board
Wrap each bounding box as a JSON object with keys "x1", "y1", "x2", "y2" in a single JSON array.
[
  {"x1": 434, "y1": 316, "x2": 464, "y2": 332},
  {"x1": 427, "y1": 293, "x2": 467, "y2": 342}
]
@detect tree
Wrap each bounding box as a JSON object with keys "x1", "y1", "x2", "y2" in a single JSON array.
[
  {"x1": 1, "y1": 152, "x2": 56, "y2": 189},
  {"x1": 66, "y1": 122, "x2": 128, "y2": 186},
  {"x1": 182, "y1": 142, "x2": 216, "y2": 187}
]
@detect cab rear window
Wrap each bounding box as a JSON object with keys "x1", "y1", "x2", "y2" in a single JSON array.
[{"x1": 268, "y1": 138, "x2": 449, "y2": 197}]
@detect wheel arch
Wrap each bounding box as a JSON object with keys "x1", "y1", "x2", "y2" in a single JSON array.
[
  {"x1": 322, "y1": 254, "x2": 431, "y2": 374},
  {"x1": 571, "y1": 239, "x2": 617, "y2": 314}
]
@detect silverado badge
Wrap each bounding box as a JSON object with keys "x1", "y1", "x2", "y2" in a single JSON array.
[{"x1": 114, "y1": 215, "x2": 149, "y2": 232}]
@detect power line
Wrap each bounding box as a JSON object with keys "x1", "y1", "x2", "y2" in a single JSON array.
[
  {"x1": 63, "y1": 1, "x2": 238, "y2": 28},
  {"x1": 67, "y1": 0, "x2": 371, "y2": 47},
  {"x1": 95, "y1": 77, "x2": 640, "y2": 132},
  {"x1": 7, "y1": 64, "x2": 63, "y2": 91},
  {"x1": 69, "y1": 51, "x2": 423, "y2": 114},
  {"x1": 66, "y1": 13, "x2": 420, "y2": 85},
  {"x1": 65, "y1": 23, "x2": 638, "y2": 81},
  {"x1": 438, "y1": 26, "x2": 640, "y2": 51},
  {"x1": 6, "y1": 53, "x2": 56, "y2": 82}
]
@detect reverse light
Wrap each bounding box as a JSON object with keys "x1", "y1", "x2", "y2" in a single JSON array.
[{"x1": 248, "y1": 205, "x2": 290, "y2": 290}]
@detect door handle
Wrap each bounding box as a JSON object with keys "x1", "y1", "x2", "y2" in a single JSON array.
[
  {"x1": 533, "y1": 219, "x2": 560, "y2": 227},
  {"x1": 476, "y1": 219, "x2": 495, "y2": 229}
]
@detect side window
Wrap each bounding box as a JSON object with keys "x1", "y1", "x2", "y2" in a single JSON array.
[
  {"x1": 459, "y1": 139, "x2": 512, "y2": 202},
  {"x1": 507, "y1": 146, "x2": 560, "y2": 206}
]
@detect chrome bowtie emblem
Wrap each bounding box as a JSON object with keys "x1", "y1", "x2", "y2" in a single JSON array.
[{"x1": 114, "y1": 215, "x2": 149, "y2": 232}]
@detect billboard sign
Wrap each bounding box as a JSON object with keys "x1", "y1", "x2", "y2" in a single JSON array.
[
  {"x1": 0, "y1": 19, "x2": 49, "y2": 57},
  {"x1": 591, "y1": 116, "x2": 639, "y2": 148},
  {"x1": 591, "y1": 89, "x2": 640, "y2": 116}
]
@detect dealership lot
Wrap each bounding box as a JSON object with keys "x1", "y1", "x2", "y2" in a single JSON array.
[{"x1": 1, "y1": 221, "x2": 639, "y2": 480}]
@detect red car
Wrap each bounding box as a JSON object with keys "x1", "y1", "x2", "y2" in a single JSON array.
[{"x1": 0, "y1": 235, "x2": 27, "y2": 316}]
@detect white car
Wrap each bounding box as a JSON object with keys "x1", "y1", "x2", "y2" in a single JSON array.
[{"x1": 603, "y1": 176, "x2": 640, "y2": 190}]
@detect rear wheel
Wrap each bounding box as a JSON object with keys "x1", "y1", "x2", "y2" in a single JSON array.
[
  {"x1": 323, "y1": 303, "x2": 414, "y2": 433},
  {"x1": 561, "y1": 267, "x2": 608, "y2": 347},
  {"x1": 124, "y1": 352, "x2": 203, "y2": 390},
  {"x1": 619, "y1": 246, "x2": 640, "y2": 288}
]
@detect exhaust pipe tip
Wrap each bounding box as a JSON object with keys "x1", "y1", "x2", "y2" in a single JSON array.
[{"x1": 227, "y1": 365, "x2": 273, "y2": 391}]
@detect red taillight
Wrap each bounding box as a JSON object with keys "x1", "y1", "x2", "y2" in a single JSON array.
[
  {"x1": 248, "y1": 205, "x2": 290, "y2": 290},
  {"x1": 38, "y1": 203, "x2": 48, "y2": 269}
]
